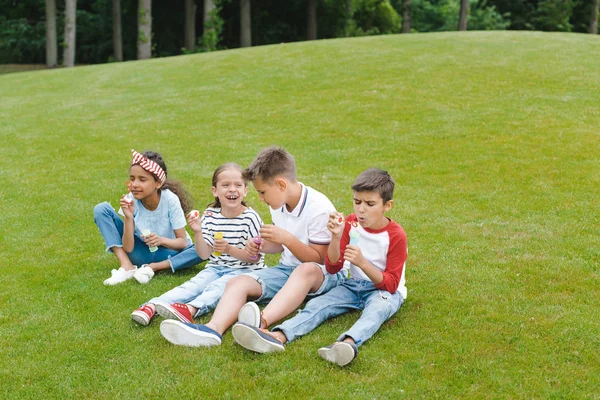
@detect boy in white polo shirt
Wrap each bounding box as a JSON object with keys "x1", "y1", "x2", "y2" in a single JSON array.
[
  {"x1": 232, "y1": 168, "x2": 407, "y2": 367},
  {"x1": 159, "y1": 146, "x2": 346, "y2": 347}
]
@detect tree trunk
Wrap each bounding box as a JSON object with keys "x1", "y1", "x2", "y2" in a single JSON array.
[
  {"x1": 402, "y1": 0, "x2": 411, "y2": 33},
  {"x1": 112, "y1": 0, "x2": 123, "y2": 61},
  {"x1": 458, "y1": 0, "x2": 468, "y2": 31},
  {"x1": 137, "y1": 0, "x2": 152, "y2": 59},
  {"x1": 45, "y1": 0, "x2": 57, "y2": 68},
  {"x1": 184, "y1": 0, "x2": 196, "y2": 51},
  {"x1": 590, "y1": 0, "x2": 599, "y2": 34},
  {"x1": 63, "y1": 0, "x2": 77, "y2": 67},
  {"x1": 204, "y1": 0, "x2": 216, "y2": 27},
  {"x1": 240, "y1": 0, "x2": 251, "y2": 47},
  {"x1": 307, "y1": 0, "x2": 317, "y2": 40}
]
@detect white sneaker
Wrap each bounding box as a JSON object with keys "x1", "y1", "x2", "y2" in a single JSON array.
[
  {"x1": 103, "y1": 267, "x2": 136, "y2": 286},
  {"x1": 134, "y1": 265, "x2": 155, "y2": 284},
  {"x1": 318, "y1": 342, "x2": 358, "y2": 367},
  {"x1": 238, "y1": 302, "x2": 261, "y2": 327}
]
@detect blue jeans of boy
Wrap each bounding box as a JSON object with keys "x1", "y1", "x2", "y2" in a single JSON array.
[
  {"x1": 244, "y1": 263, "x2": 346, "y2": 302},
  {"x1": 93, "y1": 202, "x2": 202, "y2": 271},
  {"x1": 147, "y1": 266, "x2": 256, "y2": 317},
  {"x1": 273, "y1": 279, "x2": 404, "y2": 347}
]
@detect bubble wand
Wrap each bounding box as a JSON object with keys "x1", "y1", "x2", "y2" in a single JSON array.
[
  {"x1": 213, "y1": 232, "x2": 224, "y2": 256},
  {"x1": 249, "y1": 236, "x2": 262, "y2": 261}
]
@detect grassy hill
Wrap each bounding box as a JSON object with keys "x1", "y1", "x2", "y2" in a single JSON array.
[{"x1": 1, "y1": 31, "x2": 598, "y2": 398}]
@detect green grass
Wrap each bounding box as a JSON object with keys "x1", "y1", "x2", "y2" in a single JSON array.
[{"x1": 1, "y1": 31, "x2": 599, "y2": 398}]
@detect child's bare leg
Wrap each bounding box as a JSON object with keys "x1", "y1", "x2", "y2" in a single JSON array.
[
  {"x1": 269, "y1": 330, "x2": 288, "y2": 344},
  {"x1": 261, "y1": 262, "x2": 324, "y2": 328},
  {"x1": 205, "y1": 275, "x2": 262, "y2": 335},
  {"x1": 112, "y1": 247, "x2": 136, "y2": 270},
  {"x1": 145, "y1": 259, "x2": 171, "y2": 272},
  {"x1": 186, "y1": 305, "x2": 198, "y2": 315}
]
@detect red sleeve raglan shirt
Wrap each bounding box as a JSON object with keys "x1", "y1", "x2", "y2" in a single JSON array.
[{"x1": 325, "y1": 214, "x2": 408, "y2": 299}]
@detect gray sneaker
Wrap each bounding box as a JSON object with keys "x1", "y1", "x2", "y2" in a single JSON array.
[
  {"x1": 232, "y1": 323, "x2": 284, "y2": 353},
  {"x1": 318, "y1": 342, "x2": 358, "y2": 366}
]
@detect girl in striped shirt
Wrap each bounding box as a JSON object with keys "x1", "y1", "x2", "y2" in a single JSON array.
[{"x1": 132, "y1": 163, "x2": 265, "y2": 326}]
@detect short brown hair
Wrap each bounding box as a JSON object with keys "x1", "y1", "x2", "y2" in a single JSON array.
[
  {"x1": 351, "y1": 168, "x2": 395, "y2": 203},
  {"x1": 243, "y1": 146, "x2": 297, "y2": 183}
]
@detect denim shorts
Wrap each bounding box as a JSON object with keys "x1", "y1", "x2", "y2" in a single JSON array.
[{"x1": 244, "y1": 262, "x2": 346, "y2": 303}]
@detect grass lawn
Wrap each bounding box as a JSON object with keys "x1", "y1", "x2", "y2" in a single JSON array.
[{"x1": 0, "y1": 31, "x2": 599, "y2": 398}]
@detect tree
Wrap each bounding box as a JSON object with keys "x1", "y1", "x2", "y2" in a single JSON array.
[
  {"x1": 113, "y1": 0, "x2": 123, "y2": 61},
  {"x1": 45, "y1": 0, "x2": 57, "y2": 67},
  {"x1": 63, "y1": 0, "x2": 77, "y2": 67},
  {"x1": 591, "y1": 0, "x2": 599, "y2": 33},
  {"x1": 205, "y1": 0, "x2": 216, "y2": 28},
  {"x1": 307, "y1": 0, "x2": 318, "y2": 40},
  {"x1": 240, "y1": 0, "x2": 251, "y2": 47},
  {"x1": 402, "y1": 0, "x2": 411, "y2": 32},
  {"x1": 184, "y1": 0, "x2": 196, "y2": 51},
  {"x1": 458, "y1": 0, "x2": 468, "y2": 30},
  {"x1": 138, "y1": 0, "x2": 152, "y2": 59}
]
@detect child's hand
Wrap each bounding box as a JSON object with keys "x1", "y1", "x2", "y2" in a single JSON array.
[
  {"x1": 327, "y1": 212, "x2": 344, "y2": 237},
  {"x1": 187, "y1": 210, "x2": 201, "y2": 232},
  {"x1": 212, "y1": 238, "x2": 229, "y2": 254},
  {"x1": 344, "y1": 245, "x2": 366, "y2": 269},
  {"x1": 120, "y1": 195, "x2": 134, "y2": 218},
  {"x1": 259, "y1": 224, "x2": 292, "y2": 245},
  {"x1": 245, "y1": 237, "x2": 261, "y2": 259},
  {"x1": 142, "y1": 232, "x2": 161, "y2": 248}
]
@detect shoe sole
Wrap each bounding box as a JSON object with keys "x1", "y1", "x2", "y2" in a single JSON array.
[
  {"x1": 232, "y1": 323, "x2": 284, "y2": 353},
  {"x1": 160, "y1": 320, "x2": 221, "y2": 347},
  {"x1": 237, "y1": 302, "x2": 261, "y2": 327},
  {"x1": 318, "y1": 343, "x2": 355, "y2": 366},
  {"x1": 131, "y1": 311, "x2": 150, "y2": 326},
  {"x1": 154, "y1": 301, "x2": 193, "y2": 323}
]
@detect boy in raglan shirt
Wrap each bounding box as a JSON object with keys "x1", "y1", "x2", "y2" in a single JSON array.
[{"x1": 233, "y1": 168, "x2": 407, "y2": 366}]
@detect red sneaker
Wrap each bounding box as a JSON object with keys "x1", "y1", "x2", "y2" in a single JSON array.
[
  {"x1": 154, "y1": 301, "x2": 194, "y2": 324},
  {"x1": 131, "y1": 304, "x2": 155, "y2": 326}
]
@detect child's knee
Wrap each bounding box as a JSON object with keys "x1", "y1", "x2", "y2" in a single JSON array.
[
  {"x1": 93, "y1": 201, "x2": 113, "y2": 218},
  {"x1": 225, "y1": 275, "x2": 257, "y2": 292},
  {"x1": 294, "y1": 262, "x2": 322, "y2": 279}
]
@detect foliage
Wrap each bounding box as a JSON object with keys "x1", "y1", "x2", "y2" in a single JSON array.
[
  {"x1": 0, "y1": 16, "x2": 46, "y2": 63},
  {"x1": 532, "y1": 0, "x2": 574, "y2": 31},
  {"x1": 468, "y1": 0, "x2": 510, "y2": 30},
  {"x1": 409, "y1": 0, "x2": 509, "y2": 32},
  {"x1": 351, "y1": 0, "x2": 402, "y2": 35},
  {"x1": 198, "y1": 0, "x2": 226, "y2": 52}
]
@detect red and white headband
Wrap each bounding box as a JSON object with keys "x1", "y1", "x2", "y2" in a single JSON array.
[{"x1": 131, "y1": 149, "x2": 166, "y2": 184}]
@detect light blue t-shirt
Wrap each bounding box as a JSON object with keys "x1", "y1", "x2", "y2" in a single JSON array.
[{"x1": 128, "y1": 189, "x2": 191, "y2": 243}]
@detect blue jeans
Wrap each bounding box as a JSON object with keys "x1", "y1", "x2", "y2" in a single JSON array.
[
  {"x1": 244, "y1": 263, "x2": 346, "y2": 303},
  {"x1": 93, "y1": 202, "x2": 202, "y2": 271},
  {"x1": 147, "y1": 266, "x2": 256, "y2": 316},
  {"x1": 273, "y1": 279, "x2": 404, "y2": 347}
]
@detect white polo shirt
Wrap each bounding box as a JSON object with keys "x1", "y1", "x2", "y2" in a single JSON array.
[{"x1": 271, "y1": 183, "x2": 335, "y2": 267}]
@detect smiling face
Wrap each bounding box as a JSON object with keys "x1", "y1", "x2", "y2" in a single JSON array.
[
  {"x1": 352, "y1": 191, "x2": 393, "y2": 230},
  {"x1": 129, "y1": 165, "x2": 162, "y2": 200},
  {"x1": 211, "y1": 168, "x2": 248, "y2": 212},
  {"x1": 252, "y1": 177, "x2": 286, "y2": 210}
]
